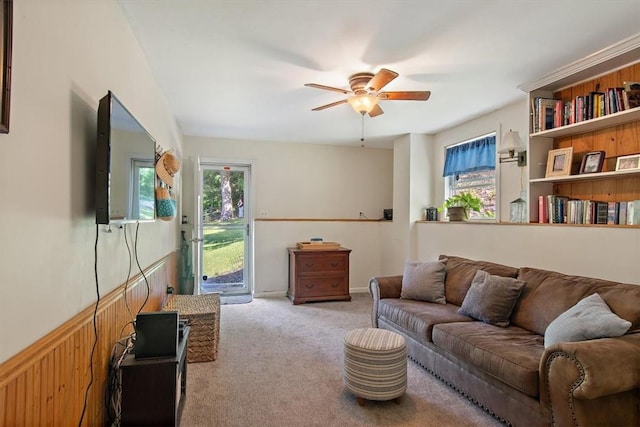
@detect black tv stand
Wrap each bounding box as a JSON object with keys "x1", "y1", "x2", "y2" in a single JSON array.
[{"x1": 119, "y1": 326, "x2": 190, "y2": 426}]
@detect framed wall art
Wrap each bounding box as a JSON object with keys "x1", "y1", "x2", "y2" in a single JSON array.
[
  {"x1": 545, "y1": 147, "x2": 573, "y2": 177},
  {"x1": 0, "y1": 0, "x2": 12, "y2": 133},
  {"x1": 615, "y1": 154, "x2": 640, "y2": 171},
  {"x1": 579, "y1": 151, "x2": 605, "y2": 174}
]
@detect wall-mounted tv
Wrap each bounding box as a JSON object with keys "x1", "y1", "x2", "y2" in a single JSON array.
[{"x1": 96, "y1": 91, "x2": 156, "y2": 225}]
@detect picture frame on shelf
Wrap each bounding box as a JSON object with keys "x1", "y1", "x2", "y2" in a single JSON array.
[
  {"x1": 623, "y1": 81, "x2": 640, "y2": 109},
  {"x1": 615, "y1": 154, "x2": 640, "y2": 171},
  {"x1": 579, "y1": 151, "x2": 605, "y2": 174},
  {"x1": 545, "y1": 147, "x2": 573, "y2": 177}
]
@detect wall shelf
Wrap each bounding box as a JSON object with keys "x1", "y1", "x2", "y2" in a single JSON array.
[
  {"x1": 530, "y1": 107, "x2": 640, "y2": 139},
  {"x1": 415, "y1": 220, "x2": 640, "y2": 229},
  {"x1": 530, "y1": 168, "x2": 640, "y2": 184}
]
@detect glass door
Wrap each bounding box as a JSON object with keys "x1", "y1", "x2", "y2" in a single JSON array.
[{"x1": 198, "y1": 163, "x2": 251, "y2": 295}]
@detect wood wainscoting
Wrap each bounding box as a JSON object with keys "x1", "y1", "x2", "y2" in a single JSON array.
[{"x1": 0, "y1": 252, "x2": 178, "y2": 427}]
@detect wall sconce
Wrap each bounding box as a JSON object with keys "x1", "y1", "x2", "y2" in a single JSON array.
[{"x1": 498, "y1": 130, "x2": 527, "y2": 167}]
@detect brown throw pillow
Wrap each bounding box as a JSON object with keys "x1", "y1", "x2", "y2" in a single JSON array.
[
  {"x1": 400, "y1": 260, "x2": 447, "y2": 304},
  {"x1": 457, "y1": 270, "x2": 526, "y2": 327}
]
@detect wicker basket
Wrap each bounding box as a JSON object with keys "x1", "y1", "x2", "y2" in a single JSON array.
[{"x1": 163, "y1": 294, "x2": 220, "y2": 363}]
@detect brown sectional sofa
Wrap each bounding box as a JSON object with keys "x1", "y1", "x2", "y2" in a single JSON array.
[{"x1": 369, "y1": 255, "x2": 640, "y2": 427}]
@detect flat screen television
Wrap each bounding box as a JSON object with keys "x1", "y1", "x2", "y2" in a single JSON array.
[{"x1": 96, "y1": 91, "x2": 156, "y2": 225}]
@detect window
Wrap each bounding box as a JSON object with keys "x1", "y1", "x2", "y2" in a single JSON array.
[
  {"x1": 130, "y1": 158, "x2": 155, "y2": 220},
  {"x1": 447, "y1": 170, "x2": 496, "y2": 219},
  {"x1": 443, "y1": 133, "x2": 496, "y2": 220}
]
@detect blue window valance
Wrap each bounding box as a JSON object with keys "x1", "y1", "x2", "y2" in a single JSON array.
[{"x1": 442, "y1": 135, "x2": 496, "y2": 177}]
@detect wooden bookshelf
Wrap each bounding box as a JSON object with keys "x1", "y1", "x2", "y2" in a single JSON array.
[{"x1": 521, "y1": 34, "x2": 640, "y2": 225}]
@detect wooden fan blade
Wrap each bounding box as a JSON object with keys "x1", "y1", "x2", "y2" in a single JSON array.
[
  {"x1": 368, "y1": 104, "x2": 384, "y2": 117},
  {"x1": 378, "y1": 91, "x2": 431, "y2": 101},
  {"x1": 304, "y1": 83, "x2": 350, "y2": 95},
  {"x1": 311, "y1": 99, "x2": 348, "y2": 111},
  {"x1": 366, "y1": 68, "x2": 399, "y2": 92}
]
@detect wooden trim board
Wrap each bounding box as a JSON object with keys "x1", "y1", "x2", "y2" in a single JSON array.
[{"x1": 0, "y1": 252, "x2": 177, "y2": 426}]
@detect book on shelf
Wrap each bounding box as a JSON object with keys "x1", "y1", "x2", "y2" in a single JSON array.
[
  {"x1": 607, "y1": 201, "x2": 619, "y2": 225},
  {"x1": 576, "y1": 96, "x2": 585, "y2": 123},
  {"x1": 585, "y1": 94, "x2": 592, "y2": 120},
  {"x1": 588, "y1": 92, "x2": 605, "y2": 120},
  {"x1": 541, "y1": 196, "x2": 628, "y2": 225},
  {"x1": 563, "y1": 101, "x2": 573, "y2": 126},
  {"x1": 533, "y1": 84, "x2": 635, "y2": 133},
  {"x1": 618, "y1": 202, "x2": 627, "y2": 225},
  {"x1": 532, "y1": 97, "x2": 563, "y2": 132},
  {"x1": 595, "y1": 202, "x2": 609, "y2": 224},
  {"x1": 627, "y1": 200, "x2": 640, "y2": 225},
  {"x1": 541, "y1": 195, "x2": 569, "y2": 224},
  {"x1": 538, "y1": 195, "x2": 548, "y2": 223},
  {"x1": 556, "y1": 196, "x2": 569, "y2": 224},
  {"x1": 605, "y1": 87, "x2": 625, "y2": 114},
  {"x1": 546, "y1": 195, "x2": 555, "y2": 223}
]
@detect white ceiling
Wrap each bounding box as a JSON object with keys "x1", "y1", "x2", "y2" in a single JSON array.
[{"x1": 118, "y1": 1, "x2": 640, "y2": 149}]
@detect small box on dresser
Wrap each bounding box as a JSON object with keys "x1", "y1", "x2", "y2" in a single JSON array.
[{"x1": 287, "y1": 247, "x2": 351, "y2": 304}]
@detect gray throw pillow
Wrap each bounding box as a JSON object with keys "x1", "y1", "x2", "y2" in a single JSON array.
[
  {"x1": 457, "y1": 269, "x2": 526, "y2": 327},
  {"x1": 400, "y1": 260, "x2": 447, "y2": 304},
  {"x1": 544, "y1": 293, "x2": 632, "y2": 348}
]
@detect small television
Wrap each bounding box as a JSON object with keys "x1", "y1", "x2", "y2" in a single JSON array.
[{"x1": 96, "y1": 91, "x2": 156, "y2": 225}]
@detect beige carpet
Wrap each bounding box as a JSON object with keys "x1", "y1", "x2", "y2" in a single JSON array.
[{"x1": 180, "y1": 293, "x2": 504, "y2": 427}]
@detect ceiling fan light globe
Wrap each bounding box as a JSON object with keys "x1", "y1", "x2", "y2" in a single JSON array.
[{"x1": 348, "y1": 94, "x2": 378, "y2": 114}]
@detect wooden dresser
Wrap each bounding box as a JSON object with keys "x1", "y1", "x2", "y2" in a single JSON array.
[{"x1": 287, "y1": 247, "x2": 351, "y2": 304}]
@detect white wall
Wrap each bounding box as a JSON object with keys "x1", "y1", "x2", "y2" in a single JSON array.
[
  {"x1": 416, "y1": 97, "x2": 639, "y2": 285},
  {"x1": 182, "y1": 137, "x2": 393, "y2": 220},
  {"x1": 181, "y1": 136, "x2": 394, "y2": 294},
  {"x1": 0, "y1": 1, "x2": 182, "y2": 363},
  {"x1": 383, "y1": 133, "x2": 437, "y2": 274},
  {"x1": 254, "y1": 221, "x2": 386, "y2": 296},
  {"x1": 416, "y1": 223, "x2": 640, "y2": 285},
  {"x1": 433, "y1": 98, "x2": 529, "y2": 221}
]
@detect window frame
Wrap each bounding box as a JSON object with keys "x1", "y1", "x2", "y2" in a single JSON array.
[
  {"x1": 129, "y1": 157, "x2": 155, "y2": 220},
  {"x1": 443, "y1": 132, "x2": 499, "y2": 222}
]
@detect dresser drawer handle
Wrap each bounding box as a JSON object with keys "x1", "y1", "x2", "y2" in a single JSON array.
[
  {"x1": 305, "y1": 283, "x2": 314, "y2": 289},
  {"x1": 304, "y1": 263, "x2": 314, "y2": 268},
  {"x1": 330, "y1": 262, "x2": 339, "y2": 267},
  {"x1": 331, "y1": 282, "x2": 340, "y2": 288}
]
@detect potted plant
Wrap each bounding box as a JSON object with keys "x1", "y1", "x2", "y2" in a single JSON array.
[{"x1": 438, "y1": 192, "x2": 484, "y2": 221}]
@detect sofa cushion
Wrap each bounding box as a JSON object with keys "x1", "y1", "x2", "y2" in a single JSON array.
[
  {"x1": 400, "y1": 259, "x2": 447, "y2": 304},
  {"x1": 511, "y1": 267, "x2": 640, "y2": 336},
  {"x1": 544, "y1": 293, "x2": 632, "y2": 348},
  {"x1": 457, "y1": 270, "x2": 526, "y2": 327},
  {"x1": 432, "y1": 322, "x2": 544, "y2": 398},
  {"x1": 377, "y1": 298, "x2": 473, "y2": 344},
  {"x1": 439, "y1": 255, "x2": 519, "y2": 306}
]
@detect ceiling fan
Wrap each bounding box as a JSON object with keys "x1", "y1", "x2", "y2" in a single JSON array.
[{"x1": 304, "y1": 68, "x2": 431, "y2": 117}]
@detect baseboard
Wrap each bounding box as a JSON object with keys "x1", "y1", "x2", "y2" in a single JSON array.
[
  {"x1": 254, "y1": 287, "x2": 368, "y2": 299},
  {"x1": 253, "y1": 290, "x2": 288, "y2": 299}
]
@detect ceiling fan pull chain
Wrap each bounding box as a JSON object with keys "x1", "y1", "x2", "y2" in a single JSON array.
[{"x1": 361, "y1": 114, "x2": 365, "y2": 143}]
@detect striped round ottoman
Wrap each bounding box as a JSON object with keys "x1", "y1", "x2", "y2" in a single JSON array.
[{"x1": 343, "y1": 327, "x2": 407, "y2": 406}]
